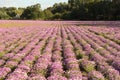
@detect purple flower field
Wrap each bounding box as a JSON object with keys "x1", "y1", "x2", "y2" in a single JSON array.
[{"x1": 0, "y1": 21, "x2": 120, "y2": 80}]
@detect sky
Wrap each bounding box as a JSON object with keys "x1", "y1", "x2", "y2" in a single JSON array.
[{"x1": 0, "y1": 0, "x2": 68, "y2": 9}]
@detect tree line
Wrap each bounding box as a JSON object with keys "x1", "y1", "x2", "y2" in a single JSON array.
[{"x1": 0, "y1": 0, "x2": 120, "y2": 20}]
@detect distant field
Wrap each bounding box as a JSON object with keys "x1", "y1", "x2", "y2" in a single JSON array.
[
  {"x1": 0, "y1": 20, "x2": 120, "y2": 27},
  {"x1": 0, "y1": 20, "x2": 52, "y2": 27},
  {"x1": 0, "y1": 20, "x2": 120, "y2": 80}
]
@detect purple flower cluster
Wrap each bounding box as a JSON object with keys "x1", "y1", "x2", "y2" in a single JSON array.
[
  {"x1": 0, "y1": 21, "x2": 120, "y2": 79},
  {"x1": 0, "y1": 67, "x2": 11, "y2": 79},
  {"x1": 63, "y1": 38, "x2": 82, "y2": 80},
  {"x1": 68, "y1": 25, "x2": 120, "y2": 80},
  {"x1": 6, "y1": 68, "x2": 28, "y2": 80},
  {"x1": 47, "y1": 34, "x2": 67, "y2": 80},
  {"x1": 88, "y1": 70, "x2": 105, "y2": 80}
]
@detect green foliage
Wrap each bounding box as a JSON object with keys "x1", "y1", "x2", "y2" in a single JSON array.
[
  {"x1": 0, "y1": 51, "x2": 5, "y2": 58},
  {"x1": 0, "y1": 1, "x2": 120, "y2": 20},
  {"x1": 21, "y1": 4, "x2": 44, "y2": 20},
  {"x1": 0, "y1": 10, "x2": 11, "y2": 19},
  {"x1": 51, "y1": 2, "x2": 70, "y2": 20},
  {"x1": 66, "y1": 0, "x2": 120, "y2": 20},
  {"x1": 52, "y1": 13, "x2": 62, "y2": 20},
  {"x1": 6, "y1": 7, "x2": 17, "y2": 18},
  {"x1": 43, "y1": 9, "x2": 53, "y2": 20},
  {"x1": 0, "y1": 78, "x2": 4, "y2": 80},
  {"x1": 80, "y1": 59, "x2": 96, "y2": 72},
  {"x1": 61, "y1": 11, "x2": 71, "y2": 20},
  {"x1": 52, "y1": 2, "x2": 69, "y2": 14},
  {"x1": 75, "y1": 49, "x2": 85, "y2": 59}
]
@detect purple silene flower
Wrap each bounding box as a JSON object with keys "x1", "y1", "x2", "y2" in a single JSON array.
[
  {"x1": 22, "y1": 60, "x2": 33, "y2": 68},
  {"x1": 13, "y1": 46, "x2": 22, "y2": 53},
  {"x1": 113, "y1": 51, "x2": 120, "y2": 57},
  {"x1": 64, "y1": 47, "x2": 73, "y2": 53},
  {"x1": 66, "y1": 63, "x2": 79, "y2": 70},
  {"x1": 32, "y1": 58, "x2": 49, "y2": 75},
  {"x1": 64, "y1": 52, "x2": 76, "y2": 59},
  {"x1": 37, "y1": 57, "x2": 49, "y2": 62},
  {"x1": 64, "y1": 44, "x2": 73, "y2": 49},
  {"x1": 65, "y1": 58, "x2": 78, "y2": 64},
  {"x1": 80, "y1": 59, "x2": 95, "y2": 72},
  {"x1": 66, "y1": 70, "x2": 82, "y2": 80},
  {"x1": 24, "y1": 55, "x2": 35, "y2": 61},
  {"x1": 52, "y1": 54, "x2": 62, "y2": 61},
  {"x1": 28, "y1": 74, "x2": 46, "y2": 80},
  {"x1": 10, "y1": 55, "x2": 22, "y2": 62},
  {"x1": 63, "y1": 40, "x2": 71, "y2": 45},
  {"x1": 53, "y1": 45, "x2": 62, "y2": 51},
  {"x1": 97, "y1": 62, "x2": 112, "y2": 74},
  {"x1": 106, "y1": 68, "x2": 120, "y2": 80},
  {"x1": 82, "y1": 77, "x2": 88, "y2": 80},
  {"x1": 112, "y1": 59, "x2": 120, "y2": 72},
  {"x1": 37, "y1": 57, "x2": 51, "y2": 66},
  {"x1": 47, "y1": 75, "x2": 67, "y2": 80},
  {"x1": 41, "y1": 53, "x2": 52, "y2": 61},
  {"x1": 0, "y1": 44, "x2": 5, "y2": 51},
  {"x1": 43, "y1": 48, "x2": 53, "y2": 53},
  {"x1": 2, "y1": 53, "x2": 14, "y2": 60},
  {"x1": 84, "y1": 44, "x2": 91, "y2": 51},
  {"x1": 104, "y1": 54, "x2": 115, "y2": 62},
  {"x1": 0, "y1": 60, "x2": 5, "y2": 66},
  {"x1": 111, "y1": 43, "x2": 120, "y2": 51},
  {"x1": 31, "y1": 51, "x2": 41, "y2": 57},
  {"x1": 50, "y1": 69, "x2": 64, "y2": 76},
  {"x1": 69, "y1": 76, "x2": 82, "y2": 80},
  {"x1": 5, "y1": 61, "x2": 18, "y2": 68},
  {"x1": 53, "y1": 51, "x2": 62, "y2": 55},
  {"x1": 91, "y1": 53, "x2": 106, "y2": 63},
  {"x1": 0, "y1": 67, "x2": 11, "y2": 79},
  {"x1": 6, "y1": 68, "x2": 28, "y2": 80},
  {"x1": 74, "y1": 42, "x2": 82, "y2": 49},
  {"x1": 18, "y1": 64, "x2": 31, "y2": 73},
  {"x1": 50, "y1": 61, "x2": 63, "y2": 71},
  {"x1": 34, "y1": 62, "x2": 48, "y2": 71},
  {"x1": 99, "y1": 49, "x2": 110, "y2": 55},
  {"x1": 88, "y1": 70, "x2": 105, "y2": 80}
]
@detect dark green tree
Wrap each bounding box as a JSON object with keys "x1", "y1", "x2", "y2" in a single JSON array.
[
  {"x1": 43, "y1": 9, "x2": 53, "y2": 20},
  {"x1": 6, "y1": 7, "x2": 17, "y2": 18},
  {"x1": 21, "y1": 4, "x2": 44, "y2": 20},
  {"x1": 52, "y1": 2, "x2": 69, "y2": 14},
  {"x1": 0, "y1": 8, "x2": 11, "y2": 19}
]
